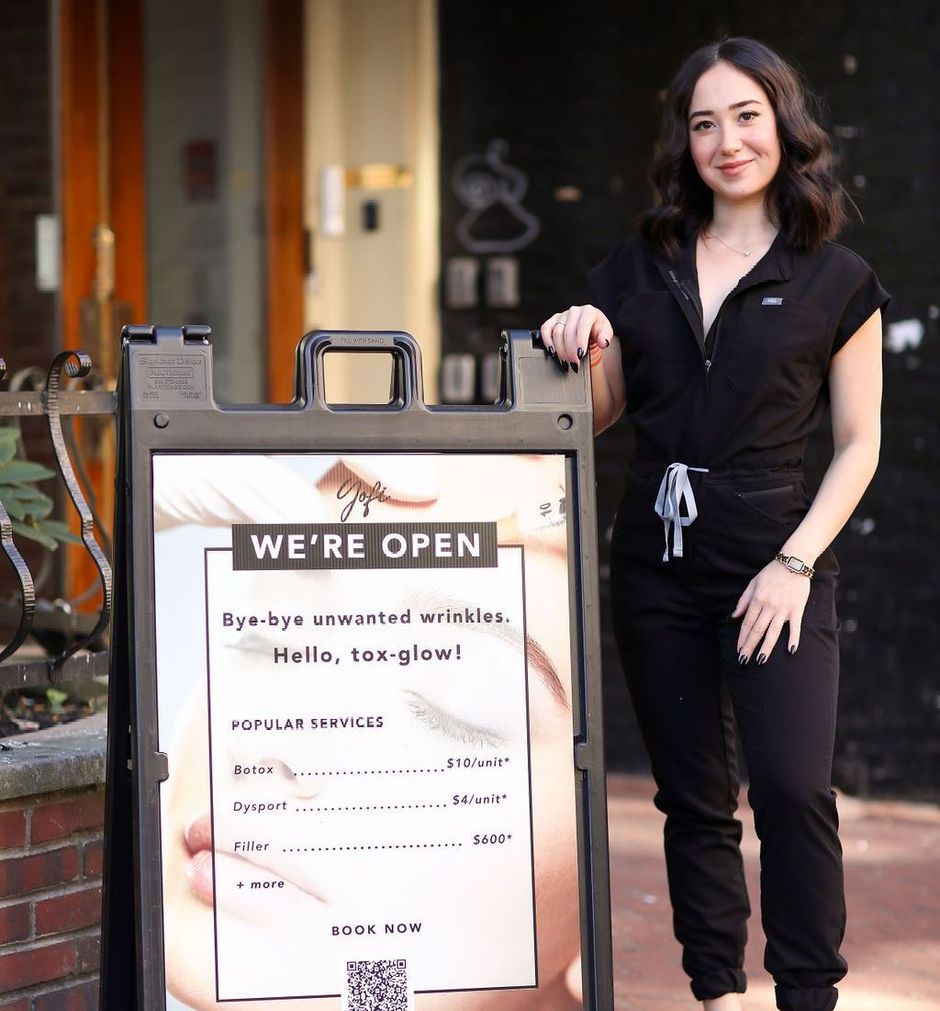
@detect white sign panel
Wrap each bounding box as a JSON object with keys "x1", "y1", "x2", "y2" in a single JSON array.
[{"x1": 154, "y1": 453, "x2": 581, "y2": 1010}]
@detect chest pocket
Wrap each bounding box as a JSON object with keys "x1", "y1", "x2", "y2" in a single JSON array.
[
  {"x1": 616, "y1": 292, "x2": 697, "y2": 400},
  {"x1": 724, "y1": 299, "x2": 830, "y2": 407}
]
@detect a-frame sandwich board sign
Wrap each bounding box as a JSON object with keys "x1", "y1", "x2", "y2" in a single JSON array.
[{"x1": 101, "y1": 326, "x2": 613, "y2": 1011}]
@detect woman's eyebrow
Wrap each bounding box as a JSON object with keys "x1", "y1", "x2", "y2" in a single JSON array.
[
  {"x1": 408, "y1": 592, "x2": 570, "y2": 710},
  {"x1": 689, "y1": 98, "x2": 762, "y2": 120},
  {"x1": 231, "y1": 631, "x2": 272, "y2": 656},
  {"x1": 523, "y1": 634, "x2": 569, "y2": 710}
]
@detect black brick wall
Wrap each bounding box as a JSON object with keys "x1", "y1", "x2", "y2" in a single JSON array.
[
  {"x1": 0, "y1": 2, "x2": 57, "y2": 370},
  {"x1": 0, "y1": 4, "x2": 62, "y2": 617},
  {"x1": 439, "y1": 0, "x2": 940, "y2": 799}
]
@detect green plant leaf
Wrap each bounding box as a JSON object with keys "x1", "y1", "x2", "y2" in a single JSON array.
[
  {"x1": 25, "y1": 501, "x2": 55, "y2": 522},
  {"x1": 3, "y1": 487, "x2": 54, "y2": 514},
  {"x1": 0, "y1": 498, "x2": 27, "y2": 520},
  {"x1": 0, "y1": 460, "x2": 57, "y2": 484},
  {"x1": 10, "y1": 520, "x2": 59, "y2": 550},
  {"x1": 46, "y1": 687, "x2": 68, "y2": 713},
  {"x1": 1, "y1": 489, "x2": 55, "y2": 521},
  {"x1": 0, "y1": 428, "x2": 20, "y2": 463},
  {"x1": 25, "y1": 506, "x2": 56, "y2": 523},
  {"x1": 37, "y1": 519, "x2": 82, "y2": 544},
  {"x1": 4, "y1": 484, "x2": 53, "y2": 503}
]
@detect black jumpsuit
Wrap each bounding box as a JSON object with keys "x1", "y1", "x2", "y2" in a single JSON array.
[{"x1": 588, "y1": 230, "x2": 890, "y2": 1011}]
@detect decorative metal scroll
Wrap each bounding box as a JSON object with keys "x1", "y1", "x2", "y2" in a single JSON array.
[
  {"x1": 42, "y1": 352, "x2": 113, "y2": 665},
  {"x1": 0, "y1": 357, "x2": 37, "y2": 664},
  {"x1": 0, "y1": 351, "x2": 116, "y2": 683}
]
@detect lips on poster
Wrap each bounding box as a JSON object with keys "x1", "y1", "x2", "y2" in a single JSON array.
[{"x1": 153, "y1": 453, "x2": 583, "y2": 1010}]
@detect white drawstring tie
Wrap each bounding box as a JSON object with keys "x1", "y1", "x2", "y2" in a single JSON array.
[{"x1": 653, "y1": 462, "x2": 709, "y2": 561}]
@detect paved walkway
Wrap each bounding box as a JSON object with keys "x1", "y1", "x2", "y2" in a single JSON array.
[{"x1": 607, "y1": 774, "x2": 940, "y2": 1010}]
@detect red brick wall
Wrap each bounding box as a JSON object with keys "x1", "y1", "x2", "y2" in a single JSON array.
[{"x1": 0, "y1": 787, "x2": 104, "y2": 1010}]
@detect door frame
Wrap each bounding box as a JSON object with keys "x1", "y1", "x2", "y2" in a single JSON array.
[
  {"x1": 265, "y1": 0, "x2": 305, "y2": 402},
  {"x1": 59, "y1": 0, "x2": 146, "y2": 367}
]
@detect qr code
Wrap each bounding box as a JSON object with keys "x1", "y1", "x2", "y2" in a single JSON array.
[{"x1": 344, "y1": 958, "x2": 411, "y2": 1011}]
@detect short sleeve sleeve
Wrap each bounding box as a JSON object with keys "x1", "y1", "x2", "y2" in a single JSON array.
[
  {"x1": 586, "y1": 239, "x2": 634, "y2": 328},
  {"x1": 831, "y1": 258, "x2": 891, "y2": 357}
]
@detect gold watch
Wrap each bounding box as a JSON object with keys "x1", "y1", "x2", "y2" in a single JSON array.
[{"x1": 775, "y1": 552, "x2": 814, "y2": 578}]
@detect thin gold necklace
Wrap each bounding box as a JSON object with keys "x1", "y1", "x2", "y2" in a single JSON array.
[{"x1": 703, "y1": 229, "x2": 776, "y2": 258}]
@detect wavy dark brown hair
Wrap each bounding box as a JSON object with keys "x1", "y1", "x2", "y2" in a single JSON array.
[{"x1": 639, "y1": 36, "x2": 851, "y2": 259}]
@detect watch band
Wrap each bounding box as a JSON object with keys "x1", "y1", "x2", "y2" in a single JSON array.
[{"x1": 775, "y1": 552, "x2": 815, "y2": 578}]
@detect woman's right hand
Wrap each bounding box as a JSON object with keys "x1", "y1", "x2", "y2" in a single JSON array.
[
  {"x1": 539, "y1": 305, "x2": 613, "y2": 372},
  {"x1": 540, "y1": 305, "x2": 626, "y2": 434}
]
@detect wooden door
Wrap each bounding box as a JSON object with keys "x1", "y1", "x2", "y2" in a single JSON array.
[{"x1": 58, "y1": 0, "x2": 304, "y2": 602}]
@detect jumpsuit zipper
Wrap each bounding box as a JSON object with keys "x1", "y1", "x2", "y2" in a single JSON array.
[
  {"x1": 704, "y1": 286, "x2": 739, "y2": 379},
  {"x1": 664, "y1": 263, "x2": 776, "y2": 379},
  {"x1": 705, "y1": 319, "x2": 720, "y2": 374},
  {"x1": 673, "y1": 275, "x2": 707, "y2": 366},
  {"x1": 674, "y1": 273, "x2": 733, "y2": 378}
]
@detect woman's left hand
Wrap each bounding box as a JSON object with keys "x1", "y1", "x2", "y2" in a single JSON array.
[{"x1": 732, "y1": 560, "x2": 811, "y2": 663}]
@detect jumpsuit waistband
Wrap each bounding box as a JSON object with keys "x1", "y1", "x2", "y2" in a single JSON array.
[{"x1": 646, "y1": 460, "x2": 805, "y2": 563}]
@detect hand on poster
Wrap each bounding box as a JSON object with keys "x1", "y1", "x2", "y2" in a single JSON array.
[{"x1": 156, "y1": 454, "x2": 582, "y2": 1011}]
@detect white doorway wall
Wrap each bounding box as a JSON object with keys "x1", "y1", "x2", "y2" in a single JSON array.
[{"x1": 304, "y1": 0, "x2": 440, "y2": 403}]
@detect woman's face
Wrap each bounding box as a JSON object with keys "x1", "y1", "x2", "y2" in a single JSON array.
[
  {"x1": 687, "y1": 60, "x2": 782, "y2": 205},
  {"x1": 159, "y1": 455, "x2": 583, "y2": 1011}
]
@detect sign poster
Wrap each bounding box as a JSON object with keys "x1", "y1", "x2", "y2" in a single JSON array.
[{"x1": 153, "y1": 453, "x2": 582, "y2": 1010}]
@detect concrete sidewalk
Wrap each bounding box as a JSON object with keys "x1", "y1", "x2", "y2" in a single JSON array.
[{"x1": 607, "y1": 774, "x2": 940, "y2": 1010}]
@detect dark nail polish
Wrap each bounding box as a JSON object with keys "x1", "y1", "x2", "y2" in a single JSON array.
[
  {"x1": 571, "y1": 361, "x2": 579, "y2": 373},
  {"x1": 788, "y1": 644, "x2": 797, "y2": 655},
  {"x1": 757, "y1": 653, "x2": 767, "y2": 665},
  {"x1": 727, "y1": 611, "x2": 736, "y2": 621},
  {"x1": 738, "y1": 653, "x2": 749, "y2": 666},
  {"x1": 577, "y1": 346, "x2": 585, "y2": 359},
  {"x1": 547, "y1": 345, "x2": 557, "y2": 357},
  {"x1": 561, "y1": 360, "x2": 569, "y2": 373}
]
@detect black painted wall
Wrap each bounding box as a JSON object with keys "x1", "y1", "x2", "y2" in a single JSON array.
[
  {"x1": 0, "y1": 3, "x2": 61, "y2": 614},
  {"x1": 0, "y1": 1, "x2": 56, "y2": 370},
  {"x1": 439, "y1": 0, "x2": 940, "y2": 799}
]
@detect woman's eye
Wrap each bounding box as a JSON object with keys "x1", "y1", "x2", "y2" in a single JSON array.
[
  {"x1": 403, "y1": 691, "x2": 506, "y2": 749},
  {"x1": 691, "y1": 119, "x2": 713, "y2": 132},
  {"x1": 739, "y1": 110, "x2": 758, "y2": 122}
]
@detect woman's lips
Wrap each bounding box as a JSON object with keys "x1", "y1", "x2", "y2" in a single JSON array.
[
  {"x1": 185, "y1": 813, "x2": 213, "y2": 854},
  {"x1": 185, "y1": 848, "x2": 215, "y2": 905},
  {"x1": 184, "y1": 814, "x2": 215, "y2": 905},
  {"x1": 182, "y1": 812, "x2": 328, "y2": 909},
  {"x1": 718, "y1": 159, "x2": 752, "y2": 175}
]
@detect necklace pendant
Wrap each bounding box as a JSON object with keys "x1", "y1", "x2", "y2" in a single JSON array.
[{"x1": 744, "y1": 250, "x2": 751, "y2": 257}]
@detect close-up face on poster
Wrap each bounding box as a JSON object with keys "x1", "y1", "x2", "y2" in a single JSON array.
[{"x1": 152, "y1": 452, "x2": 583, "y2": 1010}]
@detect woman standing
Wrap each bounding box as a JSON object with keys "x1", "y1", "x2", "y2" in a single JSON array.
[{"x1": 541, "y1": 36, "x2": 888, "y2": 1011}]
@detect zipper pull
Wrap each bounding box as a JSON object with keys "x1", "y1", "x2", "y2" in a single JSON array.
[{"x1": 705, "y1": 358, "x2": 712, "y2": 372}]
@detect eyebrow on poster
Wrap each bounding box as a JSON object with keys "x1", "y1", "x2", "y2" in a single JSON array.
[
  {"x1": 228, "y1": 588, "x2": 570, "y2": 711},
  {"x1": 406, "y1": 591, "x2": 570, "y2": 710}
]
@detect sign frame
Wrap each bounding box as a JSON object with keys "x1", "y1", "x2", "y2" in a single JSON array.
[{"x1": 101, "y1": 326, "x2": 613, "y2": 1010}]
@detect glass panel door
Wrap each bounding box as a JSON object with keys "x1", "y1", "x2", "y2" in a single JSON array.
[{"x1": 144, "y1": 0, "x2": 266, "y2": 403}]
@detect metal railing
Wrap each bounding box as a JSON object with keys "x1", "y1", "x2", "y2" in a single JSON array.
[{"x1": 0, "y1": 352, "x2": 114, "y2": 691}]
